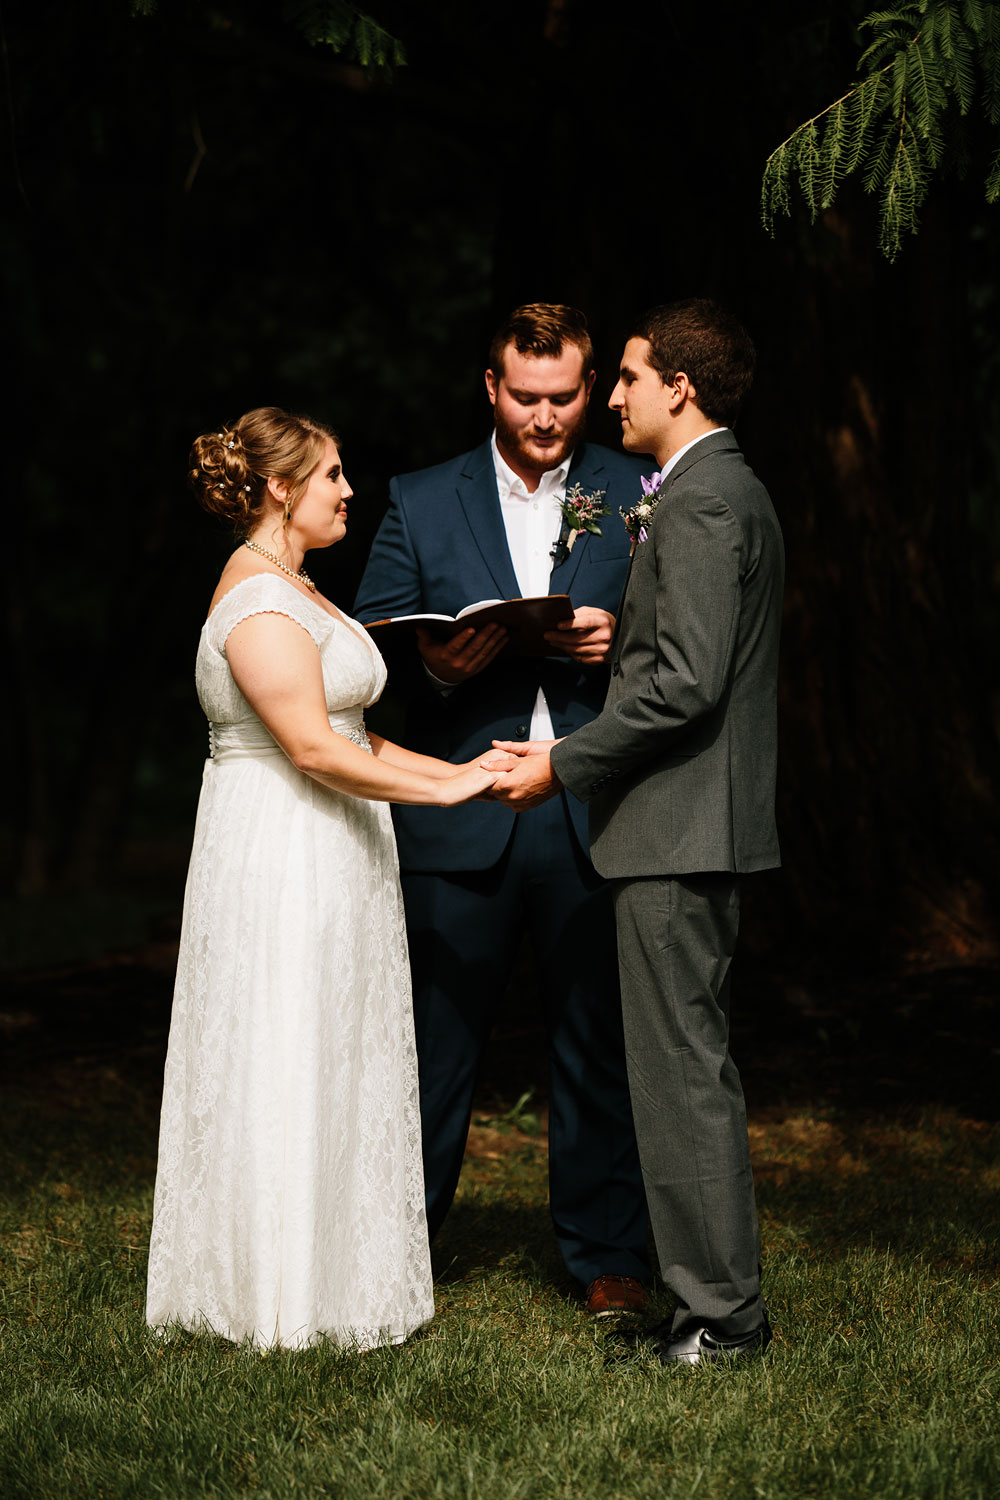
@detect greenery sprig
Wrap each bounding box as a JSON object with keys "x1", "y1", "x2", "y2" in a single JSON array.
[
  {"x1": 761, "y1": 0, "x2": 1000, "y2": 260},
  {"x1": 130, "y1": 1, "x2": 406, "y2": 73},
  {"x1": 281, "y1": 1, "x2": 405, "y2": 70}
]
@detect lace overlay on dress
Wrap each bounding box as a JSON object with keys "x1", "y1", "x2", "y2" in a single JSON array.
[{"x1": 146, "y1": 573, "x2": 432, "y2": 1351}]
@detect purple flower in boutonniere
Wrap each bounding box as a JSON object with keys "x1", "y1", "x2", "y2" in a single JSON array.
[
  {"x1": 550, "y1": 483, "x2": 610, "y2": 565},
  {"x1": 620, "y1": 472, "x2": 664, "y2": 548}
]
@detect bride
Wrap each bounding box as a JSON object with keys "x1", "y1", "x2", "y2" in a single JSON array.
[{"x1": 146, "y1": 406, "x2": 503, "y2": 1351}]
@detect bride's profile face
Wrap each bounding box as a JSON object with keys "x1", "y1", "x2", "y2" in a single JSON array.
[{"x1": 290, "y1": 439, "x2": 353, "y2": 548}]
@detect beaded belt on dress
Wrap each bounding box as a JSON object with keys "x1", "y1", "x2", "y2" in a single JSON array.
[{"x1": 208, "y1": 712, "x2": 370, "y2": 761}]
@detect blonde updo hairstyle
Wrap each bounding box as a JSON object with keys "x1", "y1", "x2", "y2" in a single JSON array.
[{"x1": 189, "y1": 406, "x2": 339, "y2": 537}]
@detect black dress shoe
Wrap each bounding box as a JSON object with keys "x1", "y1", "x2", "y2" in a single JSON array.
[{"x1": 639, "y1": 1313, "x2": 772, "y2": 1365}]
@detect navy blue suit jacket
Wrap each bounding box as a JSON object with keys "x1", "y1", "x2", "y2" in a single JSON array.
[{"x1": 353, "y1": 438, "x2": 647, "y2": 872}]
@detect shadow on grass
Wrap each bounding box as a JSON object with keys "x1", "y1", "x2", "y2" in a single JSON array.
[
  {"x1": 754, "y1": 1106, "x2": 1000, "y2": 1279},
  {"x1": 430, "y1": 1197, "x2": 566, "y2": 1288},
  {"x1": 732, "y1": 960, "x2": 1000, "y2": 1119},
  {"x1": 2, "y1": 938, "x2": 998, "y2": 1295},
  {"x1": 0, "y1": 1067, "x2": 160, "y2": 1217}
]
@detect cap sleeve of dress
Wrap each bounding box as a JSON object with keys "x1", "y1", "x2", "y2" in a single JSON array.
[{"x1": 204, "y1": 574, "x2": 335, "y2": 655}]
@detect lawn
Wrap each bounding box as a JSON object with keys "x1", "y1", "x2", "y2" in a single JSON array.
[{"x1": 1, "y1": 952, "x2": 998, "y2": 1498}]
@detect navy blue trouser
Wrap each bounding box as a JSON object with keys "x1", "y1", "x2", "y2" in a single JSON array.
[{"x1": 401, "y1": 792, "x2": 650, "y2": 1286}]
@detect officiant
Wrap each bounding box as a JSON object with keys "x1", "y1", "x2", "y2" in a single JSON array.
[{"x1": 354, "y1": 303, "x2": 650, "y2": 1314}]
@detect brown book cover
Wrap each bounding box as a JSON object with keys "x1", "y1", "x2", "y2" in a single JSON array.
[{"x1": 364, "y1": 594, "x2": 575, "y2": 657}]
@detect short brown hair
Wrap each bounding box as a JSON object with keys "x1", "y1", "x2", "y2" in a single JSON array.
[
  {"x1": 188, "y1": 406, "x2": 338, "y2": 536},
  {"x1": 630, "y1": 299, "x2": 755, "y2": 427},
  {"x1": 488, "y1": 303, "x2": 594, "y2": 379}
]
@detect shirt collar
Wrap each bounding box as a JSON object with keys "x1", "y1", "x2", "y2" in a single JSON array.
[
  {"x1": 491, "y1": 430, "x2": 572, "y2": 503},
  {"x1": 658, "y1": 427, "x2": 728, "y2": 485}
]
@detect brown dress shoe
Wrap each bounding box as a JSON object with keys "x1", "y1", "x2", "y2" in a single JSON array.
[{"x1": 584, "y1": 1274, "x2": 648, "y2": 1318}]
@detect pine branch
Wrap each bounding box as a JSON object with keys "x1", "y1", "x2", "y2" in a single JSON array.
[
  {"x1": 972, "y1": 0, "x2": 1000, "y2": 124},
  {"x1": 761, "y1": 62, "x2": 897, "y2": 233},
  {"x1": 761, "y1": 0, "x2": 1000, "y2": 262},
  {"x1": 908, "y1": 27, "x2": 948, "y2": 134},
  {"x1": 987, "y1": 144, "x2": 1000, "y2": 202},
  {"x1": 762, "y1": 62, "x2": 895, "y2": 188},
  {"x1": 820, "y1": 98, "x2": 851, "y2": 209},
  {"x1": 281, "y1": 1, "x2": 405, "y2": 70},
  {"x1": 130, "y1": 1, "x2": 405, "y2": 74},
  {"x1": 850, "y1": 71, "x2": 887, "y2": 164},
  {"x1": 858, "y1": 6, "x2": 923, "y2": 72},
  {"x1": 878, "y1": 111, "x2": 925, "y2": 256}
]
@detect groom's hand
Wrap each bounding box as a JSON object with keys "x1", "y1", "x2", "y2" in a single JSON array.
[
  {"x1": 543, "y1": 607, "x2": 614, "y2": 664},
  {"x1": 490, "y1": 738, "x2": 558, "y2": 758},
  {"x1": 477, "y1": 745, "x2": 533, "y2": 800},
  {"x1": 483, "y1": 739, "x2": 561, "y2": 809},
  {"x1": 470, "y1": 746, "x2": 519, "y2": 799},
  {"x1": 417, "y1": 623, "x2": 507, "y2": 684}
]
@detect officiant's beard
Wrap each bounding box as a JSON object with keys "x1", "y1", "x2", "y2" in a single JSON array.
[{"x1": 493, "y1": 404, "x2": 588, "y2": 478}]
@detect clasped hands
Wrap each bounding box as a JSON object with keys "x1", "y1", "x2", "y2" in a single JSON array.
[
  {"x1": 478, "y1": 738, "x2": 562, "y2": 810},
  {"x1": 421, "y1": 605, "x2": 611, "y2": 807}
]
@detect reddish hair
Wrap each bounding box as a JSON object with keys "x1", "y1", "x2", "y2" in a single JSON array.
[{"x1": 488, "y1": 303, "x2": 594, "y2": 378}]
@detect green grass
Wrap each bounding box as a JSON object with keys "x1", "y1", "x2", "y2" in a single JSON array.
[{"x1": 1, "y1": 1062, "x2": 998, "y2": 1499}]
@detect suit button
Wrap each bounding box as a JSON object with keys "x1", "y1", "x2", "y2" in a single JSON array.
[
  {"x1": 612, "y1": 661, "x2": 621, "y2": 676},
  {"x1": 514, "y1": 724, "x2": 528, "y2": 738}
]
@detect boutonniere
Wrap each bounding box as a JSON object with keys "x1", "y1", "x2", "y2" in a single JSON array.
[
  {"x1": 620, "y1": 473, "x2": 664, "y2": 551},
  {"x1": 550, "y1": 483, "x2": 609, "y2": 565}
]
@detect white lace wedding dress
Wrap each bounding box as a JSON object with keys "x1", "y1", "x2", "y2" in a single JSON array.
[{"x1": 146, "y1": 574, "x2": 433, "y2": 1350}]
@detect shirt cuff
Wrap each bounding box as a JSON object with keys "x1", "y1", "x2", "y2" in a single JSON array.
[{"x1": 423, "y1": 662, "x2": 456, "y2": 696}]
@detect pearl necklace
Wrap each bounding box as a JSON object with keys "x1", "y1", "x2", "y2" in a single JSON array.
[{"x1": 244, "y1": 538, "x2": 316, "y2": 591}]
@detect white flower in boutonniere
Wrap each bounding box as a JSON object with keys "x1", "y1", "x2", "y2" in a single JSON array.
[
  {"x1": 550, "y1": 484, "x2": 610, "y2": 565},
  {"x1": 620, "y1": 472, "x2": 663, "y2": 550}
]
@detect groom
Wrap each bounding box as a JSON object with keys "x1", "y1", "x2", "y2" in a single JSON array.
[{"x1": 489, "y1": 299, "x2": 784, "y2": 1364}]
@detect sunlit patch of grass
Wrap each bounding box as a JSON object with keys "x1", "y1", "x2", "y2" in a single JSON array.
[
  {"x1": 1, "y1": 1067, "x2": 998, "y2": 1499},
  {"x1": 751, "y1": 1107, "x2": 1000, "y2": 1284}
]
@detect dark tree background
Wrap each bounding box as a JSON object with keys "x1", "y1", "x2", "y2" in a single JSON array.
[{"x1": 3, "y1": 0, "x2": 999, "y2": 976}]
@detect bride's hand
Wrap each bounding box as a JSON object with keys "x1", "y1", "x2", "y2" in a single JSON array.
[
  {"x1": 479, "y1": 749, "x2": 521, "y2": 772},
  {"x1": 439, "y1": 761, "x2": 502, "y2": 806}
]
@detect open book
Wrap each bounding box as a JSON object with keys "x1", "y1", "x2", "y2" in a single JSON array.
[{"x1": 364, "y1": 594, "x2": 575, "y2": 657}]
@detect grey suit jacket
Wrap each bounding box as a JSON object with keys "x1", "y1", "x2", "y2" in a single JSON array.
[{"x1": 551, "y1": 430, "x2": 784, "y2": 879}]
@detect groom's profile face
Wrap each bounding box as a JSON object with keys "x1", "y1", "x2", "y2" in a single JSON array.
[
  {"x1": 486, "y1": 344, "x2": 594, "y2": 479},
  {"x1": 610, "y1": 337, "x2": 673, "y2": 459}
]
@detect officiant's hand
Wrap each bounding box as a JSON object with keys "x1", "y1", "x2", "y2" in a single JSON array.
[
  {"x1": 543, "y1": 607, "x2": 614, "y2": 663},
  {"x1": 417, "y1": 623, "x2": 507, "y2": 683},
  {"x1": 483, "y1": 739, "x2": 562, "y2": 810}
]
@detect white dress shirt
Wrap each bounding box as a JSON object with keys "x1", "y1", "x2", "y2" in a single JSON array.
[{"x1": 490, "y1": 432, "x2": 571, "y2": 740}]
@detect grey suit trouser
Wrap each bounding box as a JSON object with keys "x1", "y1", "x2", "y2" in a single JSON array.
[{"x1": 612, "y1": 873, "x2": 763, "y2": 1339}]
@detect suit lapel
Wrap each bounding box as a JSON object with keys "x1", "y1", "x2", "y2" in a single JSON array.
[
  {"x1": 548, "y1": 443, "x2": 608, "y2": 597},
  {"x1": 607, "y1": 434, "x2": 736, "y2": 650},
  {"x1": 608, "y1": 550, "x2": 635, "y2": 653},
  {"x1": 456, "y1": 440, "x2": 522, "y2": 601},
  {"x1": 455, "y1": 437, "x2": 634, "y2": 604}
]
